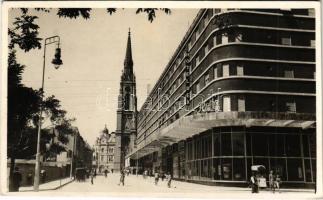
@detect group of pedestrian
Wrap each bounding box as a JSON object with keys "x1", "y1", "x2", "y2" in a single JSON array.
[
  {"x1": 250, "y1": 170, "x2": 281, "y2": 193},
  {"x1": 268, "y1": 170, "x2": 281, "y2": 193},
  {"x1": 153, "y1": 171, "x2": 172, "y2": 188}
]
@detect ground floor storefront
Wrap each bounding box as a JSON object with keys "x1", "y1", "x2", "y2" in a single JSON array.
[{"x1": 135, "y1": 126, "x2": 316, "y2": 188}]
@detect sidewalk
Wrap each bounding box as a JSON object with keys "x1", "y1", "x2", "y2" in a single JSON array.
[{"x1": 19, "y1": 177, "x2": 74, "y2": 192}]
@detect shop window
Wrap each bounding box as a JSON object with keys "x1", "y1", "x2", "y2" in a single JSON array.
[
  {"x1": 221, "y1": 132, "x2": 232, "y2": 156},
  {"x1": 223, "y1": 96, "x2": 231, "y2": 112},
  {"x1": 286, "y1": 102, "x2": 296, "y2": 113},
  {"x1": 223, "y1": 64, "x2": 230, "y2": 77},
  {"x1": 238, "y1": 97, "x2": 245, "y2": 112},
  {"x1": 269, "y1": 134, "x2": 285, "y2": 156},
  {"x1": 252, "y1": 133, "x2": 268, "y2": 156},
  {"x1": 246, "y1": 133, "x2": 252, "y2": 156},
  {"x1": 213, "y1": 158, "x2": 221, "y2": 180},
  {"x1": 287, "y1": 159, "x2": 303, "y2": 181},
  {"x1": 281, "y1": 37, "x2": 292, "y2": 45},
  {"x1": 213, "y1": 133, "x2": 220, "y2": 156},
  {"x1": 237, "y1": 65, "x2": 244, "y2": 76},
  {"x1": 253, "y1": 158, "x2": 269, "y2": 175},
  {"x1": 304, "y1": 159, "x2": 313, "y2": 182},
  {"x1": 269, "y1": 158, "x2": 287, "y2": 181},
  {"x1": 312, "y1": 159, "x2": 316, "y2": 182},
  {"x1": 222, "y1": 158, "x2": 232, "y2": 180},
  {"x1": 232, "y1": 132, "x2": 245, "y2": 156},
  {"x1": 285, "y1": 134, "x2": 301, "y2": 157},
  {"x1": 233, "y1": 158, "x2": 245, "y2": 181},
  {"x1": 309, "y1": 134, "x2": 316, "y2": 158},
  {"x1": 302, "y1": 135, "x2": 310, "y2": 157},
  {"x1": 284, "y1": 70, "x2": 294, "y2": 78}
]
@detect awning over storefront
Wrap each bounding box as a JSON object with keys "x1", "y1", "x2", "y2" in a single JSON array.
[{"x1": 127, "y1": 111, "x2": 315, "y2": 159}]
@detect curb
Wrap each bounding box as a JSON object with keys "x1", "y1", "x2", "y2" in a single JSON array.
[
  {"x1": 19, "y1": 179, "x2": 75, "y2": 192},
  {"x1": 52, "y1": 179, "x2": 75, "y2": 190}
]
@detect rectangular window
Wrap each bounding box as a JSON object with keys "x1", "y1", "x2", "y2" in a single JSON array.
[
  {"x1": 196, "y1": 82, "x2": 201, "y2": 93},
  {"x1": 205, "y1": 74, "x2": 210, "y2": 85},
  {"x1": 214, "y1": 9, "x2": 221, "y2": 15},
  {"x1": 223, "y1": 64, "x2": 230, "y2": 77},
  {"x1": 188, "y1": 40, "x2": 192, "y2": 50},
  {"x1": 284, "y1": 70, "x2": 294, "y2": 78},
  {"x1": 222, "y1": 34, "x2": 228, "y2": 44},
  {"x1": 223, "y1": 96, "x2": 231, "y2": 112},
  {"x1": 237, "y1": 65, "x2": 244, "y2": 76},
  {"x1": 286, "y1": 102, "x2": 296, "y2": 113},
  {"x1": 214, "y1": 66, "x2": 218, "y2": 79},
  {"x1": 281, "y1": 37, "x2": 292, "y2": 45},
  {"x1": 216, "y1": 34, "x2": 222, "y2": 45},
  {"x1": 196, "y1": 56, "x2": 200, "y2": 66},
  {"x1": 308, "y1": 9, "x2": 315, "y2": 16},
  {"x1": 204, "y1": 44, "x2": 209, "y2": 55},
  {"x1": 236, "y1": 33, "x2": 242, "y2": 42},
  {"x1": 238, "y1": 97, "x2": 245, "y2": 112}
]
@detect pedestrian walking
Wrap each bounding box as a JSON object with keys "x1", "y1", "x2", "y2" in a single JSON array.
[
  {"x1": 154, "y1": 171, "x2": 159, "y2": 185},
  {"x1": 250, "y1": 172, "x2": 258, "y2": 193},
  {"x1": 275, "y1": 174, "x2": 281, "y2": 193},
  {"x1": 269, "y1": 170, "x2": 275, "y2": 193},
  {"x1": 104, "y1": 169, "x2": 108, "y2": 178},
  {"x1": 11, "y1": 167, "x2": 22, "y2": 192},
  {"x1": 118, "y1": 169, "x2": 125, "y2": 186},
  {"x1": 90, "y1": 170, "x2": 94, "y2": 185},
  {"x1": 166, "y1": 172, "x2": 172, "y2": 188}
]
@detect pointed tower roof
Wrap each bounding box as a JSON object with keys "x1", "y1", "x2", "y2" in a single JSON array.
[{"x1": 124, "y1": 28, "x2": 133, "y2": 76}]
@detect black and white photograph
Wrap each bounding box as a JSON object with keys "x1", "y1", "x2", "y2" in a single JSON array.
[{"x1": 1, "y1": 2, "x2": 322, "y2": 198}]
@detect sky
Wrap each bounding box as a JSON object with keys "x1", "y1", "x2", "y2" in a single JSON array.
[{"x1": 9, "y1": 8, "x2": 199, "y2": 146}]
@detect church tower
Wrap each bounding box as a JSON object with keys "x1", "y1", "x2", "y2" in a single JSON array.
[{"x1": 114, "y1": 29, "x2": 137, "y2": 171}]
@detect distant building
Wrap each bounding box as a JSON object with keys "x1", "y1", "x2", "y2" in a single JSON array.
[
  {"x1": 93, "y1": 126, "x2": 116, "y2": 173},
  {"x1": 125, "y1": 9, "x2": 316, "y2": 188}
]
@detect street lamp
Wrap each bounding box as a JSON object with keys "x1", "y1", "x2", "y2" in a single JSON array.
[{"x1": 34, "y1": 36, "x2": 63, "y2": 191}]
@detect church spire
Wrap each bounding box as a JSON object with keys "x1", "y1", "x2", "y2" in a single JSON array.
[{"x1": 123, "y1": 28, "x2": 133, "y2": 77}]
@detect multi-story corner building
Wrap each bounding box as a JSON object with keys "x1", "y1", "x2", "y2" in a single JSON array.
[
  {"x1": 126, "y1": 9, "x2": 316, "y2": 187},
  {"x1": 93, "y1": 126, "x2": 116, "y2": 173}
]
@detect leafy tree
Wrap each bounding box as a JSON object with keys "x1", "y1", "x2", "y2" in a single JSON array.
[{"x1": 7, "y1": 48, "x2": 73, "y2": 191}]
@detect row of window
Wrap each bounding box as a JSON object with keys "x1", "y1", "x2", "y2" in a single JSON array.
[
  {"x1": 191, "y1": 62, "x2": 314, "y2": 98},
  {"x1": 96, "y1": 147, "x2": 114, "y2": 153},
  {"x1": 100, "y1": 155, "x2": 114, "y2": 162},
  {"x1": 137, "y1": 8, "x2": 315, "y2": 139},
  {"x1": 191, "y1": 32, "x2": 315, "y2": 71}
]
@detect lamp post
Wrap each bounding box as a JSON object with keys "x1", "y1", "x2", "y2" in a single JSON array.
[{"x1": 34, "y1": 36, "x2": 63, "y2": 191}]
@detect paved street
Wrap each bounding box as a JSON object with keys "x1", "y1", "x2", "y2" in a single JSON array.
[{"x1": 44, "y1": 173, "x2": 315, "y2": 198}]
